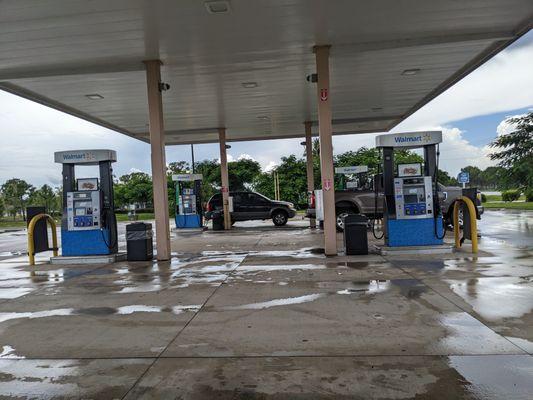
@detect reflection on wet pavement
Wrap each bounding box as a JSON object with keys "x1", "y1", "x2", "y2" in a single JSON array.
[
  {"x1": 449, "y1": 355, "x2": 533, "y2": 399},
  {"x1": 447, "y1": 277, "x2": 533, "y2": 320}
]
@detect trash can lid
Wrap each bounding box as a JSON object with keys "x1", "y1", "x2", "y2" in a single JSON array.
[
  {"x1": 126, "y1": 222, "x2": 152, "y2": 231},
  {"x1": 343, "y1": 214, "x2": 368, "y2": 224}
]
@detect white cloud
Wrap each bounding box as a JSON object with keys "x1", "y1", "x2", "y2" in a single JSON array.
[
  {"x1": 427, "y1": 126, "x2": 495, "y2": 176},
  {"x1": 496, "y1": 114, "x2": 523, "y2": 137},
  {"x1": 237, "y1": 153, "x2": 255, "y2": 161},
  {"x1": 263, "y1": 161, "x2": 278, "y2": 172}
]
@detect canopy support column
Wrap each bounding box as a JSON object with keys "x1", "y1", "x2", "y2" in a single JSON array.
[
  {"x1": 218, "y1": 128, "x2": 231, "y2": 230},
  {"x1": 314, "y1": 45, "x2": 337, "y2": 255},
  {"x1": 304, "y1": 121, "x2": 316, "y2": 229},
  {"x1": 144, "y1": 60, "x2": 171, "y2": 260}
]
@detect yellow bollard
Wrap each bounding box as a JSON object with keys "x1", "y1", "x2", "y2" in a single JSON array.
[
  {"x1": 453, "y1": 196, "x2": 478, "y2": 254},
  {"x1": 27, "y1": 213, "x2": 58, "y2": 266}
]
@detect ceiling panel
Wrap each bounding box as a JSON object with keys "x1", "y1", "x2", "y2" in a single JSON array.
[{"x1": 0, "y1": 0, "x2": 531, "y2": 144}]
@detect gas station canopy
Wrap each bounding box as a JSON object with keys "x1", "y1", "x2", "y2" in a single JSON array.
[{"x1": 0, "y1": 0, "x2": 531, "y2": 145}]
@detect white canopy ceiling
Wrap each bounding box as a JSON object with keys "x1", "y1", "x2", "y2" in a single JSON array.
[{"x1": 0, "y1": 0, "x2": 531, "y2": 144}]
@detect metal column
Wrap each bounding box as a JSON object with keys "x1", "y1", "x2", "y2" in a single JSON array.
[
  {"x1": 99, "y1": 161, "x2": 118, "y2": 254},
  {"x1": 314, "y1": 45, "x2": 336, "y2": 255},
  {"x1": 144, "y1": 60, "x2": 171, "y2": 261},
  {"x1": 304, "y1": 121, "x2": 316, "y2": 228}
]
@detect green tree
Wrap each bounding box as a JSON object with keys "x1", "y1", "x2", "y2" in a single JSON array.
[
  {"x1": 195, "y1": 159, "x2": 220, "y2": 203},
  {"x1": 0, "y1": 178, "x2": 34, "y2": 220},
  {"x1": 228, "y1": 158, "x2": 262, "y2": 191},
  {"x1": 115, "y1": 172, "x2": 153, "y2": 208},
  {"x1": 30, "y1": 184, "x2": 60, "y2": 214},
  {"x1": 0, "y1": 196, "x2": 5, "y2": 218},
  {"x1": 489, "y1": 112, "x2": 533, "y2": 190},
  {"x1": 254, "y1": 155, "x2": 307, "y2": 208},
  {"x1": 480, "y1": 166, "x2": 506, "y2": 190}
]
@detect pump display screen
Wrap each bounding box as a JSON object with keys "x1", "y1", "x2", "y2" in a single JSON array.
[{"x1": 403, "y1": 194, "x2": 419, "y2": 204}]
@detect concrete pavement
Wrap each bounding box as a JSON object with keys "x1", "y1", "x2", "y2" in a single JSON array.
[{"x1": 0, "y1": 212, "x2": 531, "y2": 398}]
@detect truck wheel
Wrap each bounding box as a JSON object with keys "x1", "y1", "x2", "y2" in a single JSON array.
[
  {"x1": 272, "y1": 210, "x2": 288, "y2": 226},
  {"x1": 336, "y1": 211, "x2": 355, "y2": 231}
]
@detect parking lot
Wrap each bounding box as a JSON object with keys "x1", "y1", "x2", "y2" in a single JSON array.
[{"x1": 0, "y1": 210, "x2": 531, "y2": 399}]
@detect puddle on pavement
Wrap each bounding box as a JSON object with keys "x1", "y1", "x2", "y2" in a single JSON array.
[
  {"x1": 0, "y1": 345, "x2": 25, "y2": 359},
  {"x1": 448, "y1": 355, "x2": 533, "y2": 399},
  {"x1": 0, "y1": 358, "x2": 149, "y2": 398},
  {"x1": 213, "y1": 280, "x2": 405, "y2": 311},
  {"x1": 202, "y1": 248, "x2": 325, "y2": 259},
  {"x1": 436, "y1": 312, "x2": 521, "y2": 354},
  {"x1": 446, "y1": 277, "x2": 533, "y2": 320},
  {"x1": 0, "y1": 304, "x2": 201, "y2": 324},
  {"x1": 222, "y1": 294, "x2": 325, "y2": 310}
]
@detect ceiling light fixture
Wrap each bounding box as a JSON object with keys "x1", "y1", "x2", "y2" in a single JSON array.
[
  {"x1": 85, "y1": 94, "x2": 104, "y2": 100},
  {"x1": 205, "y1": 1, "x2": 231, "y2": 14},
  {"x1": 371, "y1": 107, "x2": 383, "y2": 112},
  {"x1": 242, "y1": 82, "x2": 258, "y2": 89},
  {"x1": 401, "y1": 68, "x2": 421, "y2": 76},
  {"x1": 257, "y1": 115, "x2": 270, "y2": 120}
]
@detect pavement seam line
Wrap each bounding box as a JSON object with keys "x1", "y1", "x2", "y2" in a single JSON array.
[{"x1": 119, "y1": 252, "x2": 250, "y2": 399}]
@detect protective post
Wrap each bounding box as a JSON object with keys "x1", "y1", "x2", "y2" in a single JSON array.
[
  {"x1": 453, "y1": 196, "x2": 478, "y2": 253},
  {"x1": 28, "y1": 213, "x2": 58, "y2": 266}
]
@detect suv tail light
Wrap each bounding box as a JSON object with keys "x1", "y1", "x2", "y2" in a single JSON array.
[{"x1": 206, "y1": 202, "x2": 213, "y2": 212}]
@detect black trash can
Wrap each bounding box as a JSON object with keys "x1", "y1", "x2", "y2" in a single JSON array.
[
  {"x1": 126, "y1": 222, "x2": 153, "y2": 261},
  {"x1": 211, "y1": 210, "x2": 224, "y2": 231},
  {"x1": 26, "y1": 206, "x2": 49, "y2": 254},
  {"x1": 343, "y1": 214, "x2": 368, "y2": 255}
]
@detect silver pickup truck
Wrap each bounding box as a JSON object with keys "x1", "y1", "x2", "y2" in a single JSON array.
[{"x1": 307, "y1": 183, "x2": 483, "y2": 230}]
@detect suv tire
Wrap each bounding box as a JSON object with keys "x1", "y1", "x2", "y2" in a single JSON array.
[
  {"x1": 272, "y1": 210, "x2": 288, "y2": 226},
  {"x1": 336, "y1": 209, "x2": 358, "y2": 231}
]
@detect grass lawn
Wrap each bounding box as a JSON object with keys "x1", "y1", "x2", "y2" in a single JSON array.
[
  {"x1": 484, "y1": 201, "x2": 533, "y2": 210},
  {"x1": 115, "y1": 213, "x2": 155, "y2": 222},
  {"x1": 484, "y1": 194, "x2": 526, "y2": 202},
  {"x1": 0, "y1": 219, "x2": 27, "y2": 229}
]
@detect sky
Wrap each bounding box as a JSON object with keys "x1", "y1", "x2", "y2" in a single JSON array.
[{"x1": 0, "y1": 30, "x2": 532, "y2": 187}]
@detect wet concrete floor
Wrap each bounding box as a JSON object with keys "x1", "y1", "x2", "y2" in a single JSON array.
[{"x1": 0, "y1": 211, "x2": 531, "y2": 398}]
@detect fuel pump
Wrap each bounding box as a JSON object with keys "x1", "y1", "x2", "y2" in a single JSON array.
[
  {"x1": 54, "y1": 150, "x2": 118, "y2": 256},
  {"x1": 172, "y1": 173, "x2": 203, "y2": 229},
  {"x1": 375, "y1": 131, "x2": 445, "y2": 247}
]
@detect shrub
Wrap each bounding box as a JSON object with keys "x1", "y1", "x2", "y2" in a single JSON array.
[
  {"x1": 481, "y1": 193, "x2": 487, "y2": 203},
  {"x1": 525, "y1": 188, "x2": 533, "y2": 202},
  {"x1": 501, "y1": 190, "x2": 521, "y2": 202}
]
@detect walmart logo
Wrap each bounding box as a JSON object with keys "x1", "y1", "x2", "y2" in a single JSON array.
[
  {"x1": 394, "y1": 135, "x2": 422, "y2": 143},
  {"x1": 394, "y1": 133, "x2": 432, "y2": 144}
]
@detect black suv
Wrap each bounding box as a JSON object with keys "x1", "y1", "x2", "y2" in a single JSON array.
[{"x1": 206, "y1": 191, "x2": 297, "y2": 226}]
